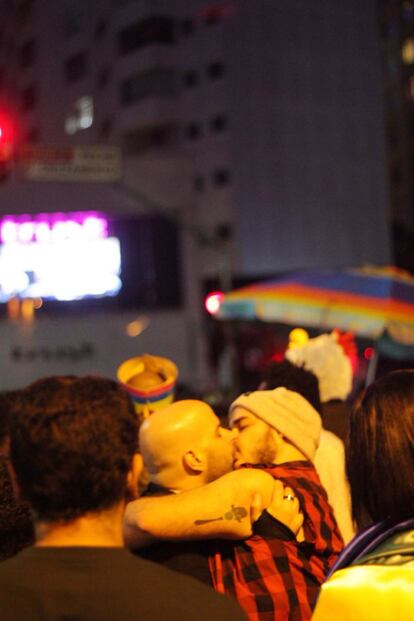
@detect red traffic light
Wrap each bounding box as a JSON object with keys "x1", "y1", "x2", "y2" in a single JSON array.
[
  {"x1": 0, "y1": 114, "x2": 15, "y2": 180},
  {"x1": 0, "y1": 115, "x2": 14, "y2": 141},
  {"x1": 0, "y1": 114, "x2": 15, "y2": 155},
  {"x1": 205, "y1": 291, "x2": 224, "y2": 315}
]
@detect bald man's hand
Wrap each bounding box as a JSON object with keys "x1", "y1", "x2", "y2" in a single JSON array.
[{"x1": 124, "y1": 469, "x2": 275, "y2": 548}]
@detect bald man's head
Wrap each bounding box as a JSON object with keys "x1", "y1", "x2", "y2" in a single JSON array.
[{"x1": 139, "y1": 400, "x2": 235, "y2": 491}]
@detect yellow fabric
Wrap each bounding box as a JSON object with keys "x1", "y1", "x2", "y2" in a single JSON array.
[{"x1": 312, "y1": 565, "x2": 414, "y2": 621}]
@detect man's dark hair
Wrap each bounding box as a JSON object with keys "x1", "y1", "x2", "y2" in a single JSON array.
[
  {"x1": 259, "y1": 360, "x2": 321, "y2": 411},
  {"x1": 0, "y1": 390, "x2": 21, "y2": 448},
  {"x1": 0, "y1": 458, "x2": 34, "y2": 560},
  {"x1": 347, "y1": 369, "x2": 414, "y2": 530},
  {"x1": 10, "y1": 376, "x2": 139, "y2": 523},
  {"x1": 0, "y1": 390, "x2": 35, "y2": 559}
]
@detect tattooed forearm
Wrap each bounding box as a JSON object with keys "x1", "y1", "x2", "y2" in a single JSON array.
[{"x1": 194, "y1": 504, "x2": 248, "y2": 526}]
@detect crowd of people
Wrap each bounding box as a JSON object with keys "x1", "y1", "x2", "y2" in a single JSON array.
[{"x1": 0, "y1": 334, "x2": 413, "y2": 620}]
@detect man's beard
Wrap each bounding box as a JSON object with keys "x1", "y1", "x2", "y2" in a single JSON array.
[{"x1": 247, "y1": 429, "x2": 277, "y2": 466}]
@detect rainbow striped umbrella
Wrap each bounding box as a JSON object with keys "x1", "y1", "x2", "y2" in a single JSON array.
[{"x1": 217, "y1": 266, "x2": 414, "y2": 342}]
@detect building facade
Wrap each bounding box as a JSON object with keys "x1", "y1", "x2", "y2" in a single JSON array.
[{"x1": 0, "y1": 0, "x2": 393, "y2": 389}]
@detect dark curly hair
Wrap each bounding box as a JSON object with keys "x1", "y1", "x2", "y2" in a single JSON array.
[
  {"x1": 259, "y1": 360, "x2": 321, "y2": 412},
  {"x1": 347, "y1": 370, "x2": 414, "y2": 530},
  {"x1": 0, "y1": 390, "x2": 21, "y2": 448},
  {"x1": 10, "y1": 376, "x2": 139, "y2": 523},
  {"x1": 0, "y1": 458, "x2": 34, "y2": 560}
]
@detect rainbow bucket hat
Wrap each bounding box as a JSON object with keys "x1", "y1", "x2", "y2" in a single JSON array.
[{"x1": 117, "y1": 354, "x2": 178, "y2": 416}]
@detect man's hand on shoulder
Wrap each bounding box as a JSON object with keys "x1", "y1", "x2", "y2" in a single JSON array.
[{"x1": 266, "y1": 481, "x2": 304, "y2": 540}]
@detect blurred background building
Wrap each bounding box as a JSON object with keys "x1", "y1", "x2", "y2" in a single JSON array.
[
  {"x1": 0, "y1": 0, "x2": 406, "y2": 390},
  {"x1": 378, "y1": 0, "x2": 414, "y2": 271}
]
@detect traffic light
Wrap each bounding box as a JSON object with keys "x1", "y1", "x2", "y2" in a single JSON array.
[{"x1": 0, "y1": 114, "x2": 15, "y2": 181}]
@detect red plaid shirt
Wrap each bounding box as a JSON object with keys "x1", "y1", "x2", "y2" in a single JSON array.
[{"x1": 209, "y1": 462, "x2": 344, "y2": 621}]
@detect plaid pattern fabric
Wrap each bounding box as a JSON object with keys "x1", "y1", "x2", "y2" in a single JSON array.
[{"x1": 209, "y1": 462, "x2": 344, "y2": 621}]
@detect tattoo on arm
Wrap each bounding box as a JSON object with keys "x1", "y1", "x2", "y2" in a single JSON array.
[{"x1": 194, "y1": 504, "x2": 248, "y2": 526}]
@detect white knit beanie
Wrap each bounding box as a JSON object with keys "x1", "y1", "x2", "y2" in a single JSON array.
[{"x1": 229, "y1": 387, "x2": 321, "y2": 461}]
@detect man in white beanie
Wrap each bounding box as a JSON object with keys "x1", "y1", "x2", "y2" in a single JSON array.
[
  {"x1": 230, "y1": 387, "x2": 321, "y2": 467},
  {"x1": 258, "y1": 358, "x2": 355, "y2": 543},
  {"x1": 208, "y1": 387, "x2": 343, "y2": 620}
]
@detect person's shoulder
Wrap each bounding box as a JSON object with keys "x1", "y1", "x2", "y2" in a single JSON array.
[
  {"x1": 0, "y1": 547, "x2": 36, "y2": 588},
  {"x1": 312, "y1": 565, "x2": 414, "y2": 621},
  {"x1": 219, "y1": 467, "x2": 274, "y2": 488},
  {"x1": 319, "y1": 429, "x2": 345, "y2": 452},
  {"x1": 196, "y1": 468, "x2": 274, "y2": 501}
]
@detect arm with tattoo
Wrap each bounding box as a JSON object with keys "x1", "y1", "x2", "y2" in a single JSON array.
[{"x1": 123, "y1": 469, "x2": 274, "y2": 548}]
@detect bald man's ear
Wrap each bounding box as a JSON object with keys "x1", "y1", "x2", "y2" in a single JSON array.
[
  {"x1": 126, "y1": 453, "x2": 144, "y2": 500},
  {"x1": 183, "y1": 450, "x2": 205, "y2": 475}
]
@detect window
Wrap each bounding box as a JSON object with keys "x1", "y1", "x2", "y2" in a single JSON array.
[
  {"x1": 99, "y1": 117, "x2": 113, "y2": 140},
  {"x1": 5, "y1": 38, "x2": 15, "y2": 58},
  {"x1": 122, "y1": 124, "x2": 177, "y2": 154},
  {"x1": 16, "y1": 0, "x2": 34, "y2": 24},
  {"x1": 212, "y1": 168, "x2": 230, "y2": 187},
  {"x1": 391, "y1": 164, "x2": 402, "y2": 186},
  {"x1": 403, "y1": 2, "x2": 414, "y2": 21},
  {"x1": 194, "y1": 175, "x2": 205, "y2": 192},
  {"x1": 200, "y1": 3, "x2": 238, "y2": 25},
  {"x1": 181, "y1": 19, "x2": 194, "y2": 36},
  {"x1": 120, "y1": 67, "x2": 177, "y2": 106},
  {"x1": 65, "y1": 96, "x2": 93, "y2": 134},
  {"x1": 183, "y1": 70, "x2": 198, "y2": 88},
  {"x1": 207, "y1": 61, "x2": 225, "y2": 80},
  {"x1": 186, "y1": 123, "x2": 202, "y2": 140},
  {"x1": 97, "y1": 67, "x2": 110, "y2": 90},
  {"x1": 214, "y1": 222, "x2": 233, "y2": 242},
  {"x1": 118, "y1": 16, "x2": 175, "y2": 56},
  {"x1": 64, "y1": 51, "x2": 87, "y2": 83},
  {"x1": 63, "y1": 7, "x2": 85, "y2": 37},
  {"x1": 210, "y1": 114, "x2": 228, "y2": 133},
  {"x1": 95, "y1": 17, "x2": 108, "y2": 38},
  {"x1": 21, "y1": 83, "x2": 37, "y2": 111},
  {"x1": 402, "y1": 39, "x2": 414, "y2": 64},
  {"x1": 112, "y1": 0, "x2": 140, "y2": 6},
  {"x1": 26, "y1": 126, "x2": 40, "y2": 143},
  {"x1": 205, "y1": 11, "x2": 220, "y2": 26},
  {"x1": 20, "y1": 39, "x2": 36, "y2": 68}
]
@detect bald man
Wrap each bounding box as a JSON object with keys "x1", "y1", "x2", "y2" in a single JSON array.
[
  {"x1": 125, "y1": 400, "x2": 302, "y2": 586},
  {"x1": 139, "y1": 400, "x2": 236, "y2": 490}
]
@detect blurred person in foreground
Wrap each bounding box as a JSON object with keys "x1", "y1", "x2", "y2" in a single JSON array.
[
  {"x1": 0, "y1": 391, "x2": 34, "y2": 561},
  {"x1": 0, "y1": 376, "x2": 247, "y2": 621},
  {"x1": 125, "y1": 391, "x2": 343, "y2": 621},
  {"x1": 259, "y1": 359, "x2": 355, "y2": 543},
  {"x1": 312, "y1": 370, "x2": 414, "y2": 621}
]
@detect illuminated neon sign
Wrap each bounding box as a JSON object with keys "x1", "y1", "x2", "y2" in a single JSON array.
[
  {"x1": 0, "y1": 212, "x2": 121, "y2": 302},
  {"x1": 0, "y1": 212, "x2": 108, "y2": 244}
]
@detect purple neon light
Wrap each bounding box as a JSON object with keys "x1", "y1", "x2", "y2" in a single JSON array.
[{"x1": 0, "y1": 212, "x2": 108, "y2": 244}]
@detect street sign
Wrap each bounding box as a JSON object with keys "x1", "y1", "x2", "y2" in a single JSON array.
[{"x1": 17, "y1": 145, "x2": 122, "y2": 182}]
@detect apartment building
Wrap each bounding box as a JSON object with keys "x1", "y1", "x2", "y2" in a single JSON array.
[{"x1": 0, "y1": 0, "x2": 392, "y2": 389}]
